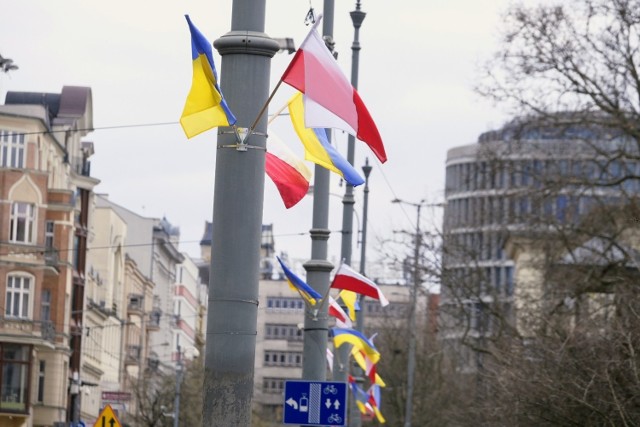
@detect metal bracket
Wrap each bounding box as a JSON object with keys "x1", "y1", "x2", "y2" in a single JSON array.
[{"x1": 217, "y1": 127, "x2": 267, "y2": 151}]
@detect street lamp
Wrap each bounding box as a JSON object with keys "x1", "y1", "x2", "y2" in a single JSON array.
[
  {"x1": 359, "y1": 159, "x2": 372, "y2": 275},
  {"x1": 350, "y1": 159, "x2": 372, "y2": 427},
  {"x1": 391, "y1": 197, "x2": 426, "y2": 427}
]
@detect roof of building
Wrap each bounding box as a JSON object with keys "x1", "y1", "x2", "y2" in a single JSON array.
[
  {"x1": 200, "y1": 221, "x2": 212, "y2": 246},
  {"x1": 5, "y1": 85, "x2": 93, "y2": 132}
]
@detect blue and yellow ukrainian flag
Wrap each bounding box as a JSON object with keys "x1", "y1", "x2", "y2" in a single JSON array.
[
  {"x1": 288, "y1": 92, "x2": 364, "y2": 186},
  {"x1": 331, "y1": 327, "x2": 380, "y2": 364},
  {"x1": 180, "y1": 15, "x2": 236, "y2": 138},
  {"x1": 276, "y1": 256, "x2": 323, "y2": 306}
]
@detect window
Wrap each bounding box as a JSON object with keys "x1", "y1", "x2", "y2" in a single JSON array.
[
  {"x1": 0, "y1": 344, "x2": 31, "y2": 412},
  {"x1": 0, "y1": 130, "x2": 26, "y2": 168},
  {"x1": 36, "y1": 361, "x2": 45, "y2": 403},
  {"x1": 265, "y1": 297, "x2": 305, "y2": 313},
  {"x1": 263, "y1": 351, "x2": 303, "y2": 367},
  {"x1": 129, "y1": 294, "x2": 143, "y2": 311},
  {"x1": 505, "y1": 267, "x2": 514, "y2": 297},
  {"x1": 556, "y1": 195, "x2": 568, "y2": 222},
  {"x1": 264, "y1": 324, "x2": 302, "y2": 341},
  {"x1": 262, "y1": 377, "x2": 286, "y2": 393},
  {"x1": 44, "y1": 221, "x2": 54, "y2": 248},
  {"x1": 72, "y1": 235, "x2": 80, "y2": 269},
  {"x1": 40, "y1": 290, "x2": 51, "y2": 322},
  {"x1": 9, "y1": 203, "x2": 36, "y2": 244},
  {"x1": 6, "y1": 274, "x2": 32, "y2": 319}
]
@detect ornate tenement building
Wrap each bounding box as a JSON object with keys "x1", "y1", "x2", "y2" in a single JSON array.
[{"x1": 0, "y1": 86, "x2": 98, "y2": 427}]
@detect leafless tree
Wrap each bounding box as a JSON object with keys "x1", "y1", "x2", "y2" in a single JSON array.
[
  {"x1": 438, "y1": 1, "x2": 640, "y2": 424},
  {"x1": 126, "y1": 359, "x2": 204, "y2": 427}
]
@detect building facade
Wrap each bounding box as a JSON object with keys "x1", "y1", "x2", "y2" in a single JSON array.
[
  {"x1": 0, "y1": 86, "x2": 98, "y2": 427},
  {"x1": 98, "y1": 195, "x2": 206, "y2": 371},
  {"x1": 440, "y1": 117, "x2": 640, "y2": 370}
]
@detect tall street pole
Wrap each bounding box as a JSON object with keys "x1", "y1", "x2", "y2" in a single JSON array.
[
  {"x1": 173, "y1": 346, "x2": 183, "y2": 427},
  {"x1": 359, "y1": 160, "x2": 372, "y2": 276},
  {"x1": 302, "y1": 0, "x2": 336, "y2": 384},
  {"x1": 392, "y1": 198, "x2": 425, "y2": 427},
  {"x1": 203, "y1": 2, "x2": 279, "y2": 425},
  {"x1": 339, "y1": 0, "x2": 365, "y2": 268},
  {"x1": 335, "y1": 0, "x2": 367, "y2": 388},
  {"x1": 349, "y1": 158, "x2": 372, "y2": 427}
]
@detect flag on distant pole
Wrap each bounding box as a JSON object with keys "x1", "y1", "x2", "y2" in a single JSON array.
[
  {"x1": 288, "y1": 92, "x2": 364, "y2": 186},
  {"x1": 328, "y1": 296, "x2": 353, "y2": 328},
  {"x1": 348, "y1": 377, "x2": 376, "y2": 419},
  {"x1": 338, "y1": 290, "x2": 359, "y2": 322},
  {"x1": 331, "y1": 328, "x2": 380, "y2": 364},
  {"x1": 331, "y1": 263, "x2": 389, "y2": 306},
  {"x1": 367, "y1": 385, "x2": 386, "y2": 423},
  {"x1": 276, "y1": 256, "x2": 322, "y2": 305},
  {"x1": 326, "y1": 348, "x2": 334, "y2": 372},
  {"x1": 280, "y1": 14, "x2": 387, "y2": 163},
  {"x1": 351, "y1": 347, "x2": 386, "y2": 387},
  {"x1": 180, "y1": 15, "x2": 236, "y2": 138},
  {"x1": 266, "y1": 132, "x2": 311, "y2": 208}
]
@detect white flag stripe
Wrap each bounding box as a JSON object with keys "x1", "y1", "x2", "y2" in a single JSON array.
[{"x1": 333, "y1": 263, "x2": 389, "y2": 306}]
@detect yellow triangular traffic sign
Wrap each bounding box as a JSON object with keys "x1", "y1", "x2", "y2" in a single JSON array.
[{"x1": 93, "y1": 404, "x2": 122, "y2": 427}]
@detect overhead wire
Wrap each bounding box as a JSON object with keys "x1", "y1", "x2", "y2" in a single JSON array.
[
  {"x1": 6, "y1": 118, "x2": 415, "y2": 231},
  {"x1": 10, "y1": 121, "x2": 179, "y2": 138},
  {"x1": 0, "y1": 231, "x2": 316, "y2": 257}
]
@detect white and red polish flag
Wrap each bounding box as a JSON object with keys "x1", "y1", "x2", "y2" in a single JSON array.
[
  {"x1": 265, "y1": 131, "x2": 312, "y2": 209},
  {"x1": 328, "y1": 296, "x2": 353, "y2": 328},
  {"x1": 280, "y1": 14, "x2": 387, "y2": 163},
  {"x1": 331, "y1": 263, "x2": 389, "y2": 307}
]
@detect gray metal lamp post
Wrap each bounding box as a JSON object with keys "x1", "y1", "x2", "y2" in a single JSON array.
[
  {"x1": 301, "y1": 0, "x2": 337, "y2": 384},
  {"x1": 203, "y1": 1, "x2": 280, "y2": 425},
  {"x1": 392, "y1": 198, "x2": 426, "y2": 427},
  {"x1": 339, "y1": 0, "x2": 366, "y2": 270},
  {"x1": 335, "y1": 0, "x2": 368, "y2": 390},
  {"x1": 359, "y1": 159, "x2": 372, "y2": 276},
  {"x1": 348, "y1": 158, "x2": 372, "y2": 427}
]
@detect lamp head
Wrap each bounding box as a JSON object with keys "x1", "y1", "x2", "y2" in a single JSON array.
[{"x1": 362, "y1": 158, "x2": 372, "y2": 178}]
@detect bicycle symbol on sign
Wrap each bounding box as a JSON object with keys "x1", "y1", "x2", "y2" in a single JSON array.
[
  {"x1": 327, "y1": 413, "x2": 342, "y2": 424},
  {"x1": 323, "y1": 384, "x2": 338, "y2": 395}
]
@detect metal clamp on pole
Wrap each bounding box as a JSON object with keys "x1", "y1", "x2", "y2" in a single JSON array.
[{"x1": 218, "y1": 128, "x2": 267, "y2": 151}]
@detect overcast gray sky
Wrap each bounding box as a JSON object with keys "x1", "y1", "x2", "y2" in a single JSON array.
[{"x1": 1, "y1": 0, "x2": 512, "y2": 270}]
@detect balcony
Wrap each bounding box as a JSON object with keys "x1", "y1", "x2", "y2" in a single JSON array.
[
  {"x1": 125, "y1": 345, "x2": 141, "y2": 365},
  {"x1": 146, "y1": 309, "x2": 162, "y2": 331},
  {"x1": 43, "y1": 249, "x2": 59, "y2": 267},
  {"x1": 127, "y1": 294, "x2": 144, "y2": 315},
  {"x1": 0, "y1": 317, "x2": 56, "y2": 346},
  {"x1": 41, "y1": 247, "x2": 61, "y2": 276}
]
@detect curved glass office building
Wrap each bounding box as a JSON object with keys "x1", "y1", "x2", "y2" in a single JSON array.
[{"x1": 440, "y1": 117, "x2": 640, "y2": 370}]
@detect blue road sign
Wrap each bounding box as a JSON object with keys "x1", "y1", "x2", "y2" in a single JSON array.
[{"x1": 283, "y1": 380, "x2": 347, "y2": 426}]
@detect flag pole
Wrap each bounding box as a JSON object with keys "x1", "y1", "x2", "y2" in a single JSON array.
[
  {"x1": 247, "y1": 13, "x2": 325, "y2": 138},
  {"x1": 267, "y1": 99, "x2": 289, "y2": 125},
  {"x1": 248, "y1": 79, "x2": 283, "y2": 137}
]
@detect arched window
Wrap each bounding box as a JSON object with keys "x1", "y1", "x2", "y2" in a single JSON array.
[{"x1": 6, "y1": 273, "x2": 33, "y2": 319}]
